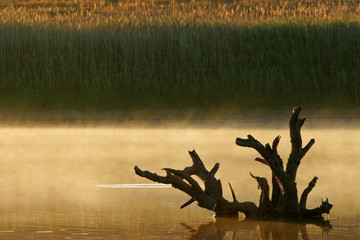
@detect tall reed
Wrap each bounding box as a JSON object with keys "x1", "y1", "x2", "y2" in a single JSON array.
[
  {"x1": 1, "y1": 21, "x2": 359, "y2": 110},
  {"x1": 0, "y1": 0, "x2": 359, "y2": 111}
]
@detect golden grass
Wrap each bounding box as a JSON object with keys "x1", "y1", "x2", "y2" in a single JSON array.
[{"x1": 1, "y1": 0, "x2": 360, "y2": 29}]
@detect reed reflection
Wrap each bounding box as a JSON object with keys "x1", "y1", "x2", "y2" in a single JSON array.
[{"x1": 183, "y1": 218, "x2": 332, "y2": 240}]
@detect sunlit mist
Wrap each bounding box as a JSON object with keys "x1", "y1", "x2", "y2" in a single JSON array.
[{"x1": 0, "y1": 122, "x2": 358, "y2": 239}]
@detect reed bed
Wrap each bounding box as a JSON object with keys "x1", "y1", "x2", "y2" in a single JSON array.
[{"x1": 0, "y1": 0, "x2": 359, "y2": 112}]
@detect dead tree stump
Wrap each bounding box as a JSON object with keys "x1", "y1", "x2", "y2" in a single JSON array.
[{"x1": 134, "y1": 106, "x2": 333, "y2": 220}]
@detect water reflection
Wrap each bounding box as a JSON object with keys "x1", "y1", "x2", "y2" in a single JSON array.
[{"x1": 183, "y1": 218, "x2": 332, "y2": 240}]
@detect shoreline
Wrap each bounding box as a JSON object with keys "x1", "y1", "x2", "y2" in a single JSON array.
[{"x1": 0, "y1": 108, "x2": 359, "y2": 127}]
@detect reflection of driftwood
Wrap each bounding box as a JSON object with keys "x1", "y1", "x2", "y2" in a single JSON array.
[
  {"x1": 134, "y1": 106, "x2": 332, "y2": 219},
  {"x1": 182, "y1": 218, "x2": 332, "y2": 240}
]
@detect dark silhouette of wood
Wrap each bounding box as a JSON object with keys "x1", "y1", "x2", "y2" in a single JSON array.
[
  {"x1": 134, "y1": 106, "x2": 333, "y2": 220},
  {"x1": 134, "y1": 150, "x2": 258, "y2": 217}
]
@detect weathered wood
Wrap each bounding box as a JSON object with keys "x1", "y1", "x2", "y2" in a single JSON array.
[
  {"x1": 249, "y1": 172, "x2": 271, "y2": 214},
  {"x1": 228, "y1": 183, "x2": 237, "y2": 202},
  {"x1": 135, "y1": 150, "x2": 258, "y2": 218},
  {"x1": 134, "y1": 106, "x2": 333, "y2": 220},
  {"x1": 302, "y1": 198, "x2": 333, "y2": 218},
  {"x1": 287, "y1": 106, "x2": 315, "y2": 182},
  {"x1": 300, "y1": 176, "x2": 318, "y2": 209}
]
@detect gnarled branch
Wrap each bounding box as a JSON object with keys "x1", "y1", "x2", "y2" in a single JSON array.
[
  {"x1": 300, "y1": 176, "x2": 318, "y2": 209},
  {"x1": 287, "y1": 106, "x2": 315, "y2": 181},
  {"x1": 236, "y1": 135, "x2": 287, "y2": 184},
  {"x1": 134, "y1": 150, "x2": 258, "y2": 218},
  {"x1": 302, "y1": 198, "x2": 333, "y2": 218}
]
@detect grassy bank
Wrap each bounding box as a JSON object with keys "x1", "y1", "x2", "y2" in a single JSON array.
[{"x1": 0, "y1": 0, "x2": 359, "y2": 116}]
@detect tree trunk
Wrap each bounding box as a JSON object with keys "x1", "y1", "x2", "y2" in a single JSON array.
[{"x1": 134, "y1": 106, "x2": 333, "y2": 220}]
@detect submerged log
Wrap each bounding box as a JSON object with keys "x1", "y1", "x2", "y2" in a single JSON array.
[{"x1": 134, "y1": 106, "x2": 332, "y2": 220}]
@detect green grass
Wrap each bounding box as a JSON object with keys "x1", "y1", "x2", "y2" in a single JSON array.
[{"x1": 1, "y1": 21, "x2": 359, "y2": 113}]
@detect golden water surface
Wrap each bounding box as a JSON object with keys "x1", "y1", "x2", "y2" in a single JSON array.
[{"x1": 0, "y1": 120, "x2": 358, "y2": 239}]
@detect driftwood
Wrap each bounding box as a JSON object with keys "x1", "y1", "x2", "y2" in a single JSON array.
[{"x1": 134, "y1": 106, "x2": 333, "y2": 220}]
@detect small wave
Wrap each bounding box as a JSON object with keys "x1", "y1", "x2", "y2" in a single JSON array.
[{"x1": 96, "y1": 183, "x2": 171, "y2": 188}]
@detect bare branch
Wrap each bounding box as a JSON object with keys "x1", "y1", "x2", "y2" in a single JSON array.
[
  {"x1": 287, "y1": 106, "x2": 314, "y2": 181},
  {"x1": 189, "y1": 150, "x2": 205, "y2": 168},
  {"x1": 181, "y1": 198, "x2": 196, "y2": 209},
  {"x1": 163, "y1": 168, "x2": 203, "y2": 193},
  {"x1": 228, "y1": 183, "x2": 237, "y2": 202},
  {"x1": 300, "y1": 176, "x2": 318, "y2": 209},
  {"x1": 236, "y1": 135, "x2": 269, "y2": 159},
  {"x1": 209, "y1": 163, "x2": 220, "y2": 177},
  {"x1": 250, "y1": 172, "x2": 271, "y2": 213},
  {"x1": 249, "y1": 172, "x2": 270, "y2": 197},
  {"x1": 182, "y1": 150, "x2": 224, "y2": 200},
  {"x1": 302, "y1": 198, "x2": 333, "y2": 218},
  {"x1": 270, "y1": 173, "x2": 281, "y2": 211},
  {"x1": 184, "y1": 150, "x2": 209, "y2": 180},
  {"x1": 255, "y1": 157, "x2": 269, "y2": 166},
  {"x1": 135, "y1": 152, "x2": 257, "y2": 217},
  {"x1": 135, "y1": 166, "x2": 194, "y2": 196},
  {"x1": 272, "y1": 136, "x2": 281, "y2": 154},
  {"x1": 236, "y1": 135, "x2": 287, "y2": 184},
  {"x1": 300, "y1": 139, "x2": 315, "y2": 159}
]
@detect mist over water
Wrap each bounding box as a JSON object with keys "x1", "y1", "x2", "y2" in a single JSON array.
[{"x1": 0, "y1": 121, "x2": 358, "y2": 239}]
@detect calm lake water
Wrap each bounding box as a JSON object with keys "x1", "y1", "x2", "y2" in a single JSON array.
[{"x1": 0, "y1": 120, "x2": 359, "y2": 239}]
